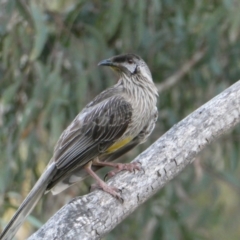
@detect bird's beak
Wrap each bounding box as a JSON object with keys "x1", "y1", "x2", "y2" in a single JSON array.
[{"x1": 98, "y1": 58, "x2": 114, "y2": 67}]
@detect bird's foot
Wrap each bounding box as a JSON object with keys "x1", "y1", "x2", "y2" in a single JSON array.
[
  {"x1": 90, "y1": 182, "x2": 123, "y2": 202},
  {"x1": 84, "y1": 161, "x2": 123, "y2": 202},
  {"x1": 104, "y1": 162, "x2": 141, "y2": 180}
]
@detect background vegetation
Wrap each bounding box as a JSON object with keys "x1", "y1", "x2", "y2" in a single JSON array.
[{"x1": 0, "y1": 0, "x2": 240, "y2": 239}]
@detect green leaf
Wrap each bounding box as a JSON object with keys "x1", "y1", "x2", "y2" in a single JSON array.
[
  {"x1": 1, "y1": 82, "x2": 20, "y2": 104},
  {"x1": 103, "y1": 0, "x2": 123, "y2": 39},
  {"x1": 29, "y1": 3, "x2": 49, "y2": 61}
]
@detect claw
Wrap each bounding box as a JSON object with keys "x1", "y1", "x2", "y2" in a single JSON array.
[
  {"x1": 105, "y1": 162, "x2": 142, "y2": 181},
  {"x1": 84, "y1": 161, "x2": 124, "y2": 202},
  {"x1": 90, "y1": 182, "x2": 123, "y2": 202},
  {"x1": 85, "y1": 160, "x2": 141, "y2": 202},
  {"x1": 104, "y1": 173, "x2": 109, "y2": 182}
]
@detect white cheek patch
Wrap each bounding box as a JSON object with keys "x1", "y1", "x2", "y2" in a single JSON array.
[
  {"x1": 130, "y1": 65, "x2": 137, "y2": 73},
  {"x1": 123, "y1": 63, "x2": 136, "y2": 74}
]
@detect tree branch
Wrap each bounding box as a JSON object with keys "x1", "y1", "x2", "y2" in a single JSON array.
[{"x1": 29, "y1": 81, "x2": 240, "y2": 240}]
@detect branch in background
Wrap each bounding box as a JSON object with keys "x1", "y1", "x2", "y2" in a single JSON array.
[
  {"x1": 157, "y1": 47, "x2": 207, "y2": 93},
  {"x1": 16, "y1": 0, "x2": 34, "y2": 28},
  {"x1": 29, "y1": 81, "x2": 240, "y2": 240},
  {"x1": 202, "y1": 164, "x2": 240, "y2": 195}
]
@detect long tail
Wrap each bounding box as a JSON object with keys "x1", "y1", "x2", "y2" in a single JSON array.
[{"x1": 0, "y1": 163, "x2": 56, "y2": 240}]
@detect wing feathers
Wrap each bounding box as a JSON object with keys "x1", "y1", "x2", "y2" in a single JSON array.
[{"x1": 46, "y1": 95, "x2": 132, "y2": 190}]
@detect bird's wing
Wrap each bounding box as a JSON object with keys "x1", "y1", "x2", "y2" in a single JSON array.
[
  {"x1": 99, "y1": 108, "x2": 158, "y2": 162},
  {"x1": 47, "y1": 95, "x2": 132, "y2": 189},
  {"x1": 50, "y1": 124, "x2": 149, "y2": 194}
]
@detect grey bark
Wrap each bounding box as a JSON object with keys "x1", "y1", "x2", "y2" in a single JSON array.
[{"x1": 29, "y1": 81, "x2": 240, "y2": 240}]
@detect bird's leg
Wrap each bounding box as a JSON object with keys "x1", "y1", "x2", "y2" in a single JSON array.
[
  {"x1": 92, "y1": 158, "x2": 141, "y2": 180},
  {"x1": 84, "y1": 160, "x2": 123, "y2": 201}
]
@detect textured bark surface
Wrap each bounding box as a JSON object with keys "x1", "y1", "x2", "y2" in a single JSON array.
[{"x1": 29, "y1": 81, "x2": 240, "y2": 240}]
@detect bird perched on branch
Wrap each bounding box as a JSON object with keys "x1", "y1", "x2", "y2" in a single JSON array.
[{"x1": 0, "y1": 53, "x2": 158, "y2": 240}]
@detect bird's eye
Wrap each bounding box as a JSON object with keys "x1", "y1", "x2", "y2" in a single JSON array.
[{"x1": 128, "y1": 59, "x2": 133, "y2": 64}]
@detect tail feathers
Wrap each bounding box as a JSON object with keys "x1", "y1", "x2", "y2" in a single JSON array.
[{"x1": 0, "y1": 163, "x2": 56, "y2": 240}]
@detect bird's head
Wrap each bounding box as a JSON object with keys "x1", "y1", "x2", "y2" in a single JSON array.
[{"x1": 98, "y1": 53, "x2": 152, "y2": 81}]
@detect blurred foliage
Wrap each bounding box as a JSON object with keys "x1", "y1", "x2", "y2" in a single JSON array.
[{"x1": 0, "y1": 0, "x2": 240, "y2": 239}]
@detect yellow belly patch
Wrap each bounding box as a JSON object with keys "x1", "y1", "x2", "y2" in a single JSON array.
[{"x1": 106, "y1": 137, "x2": 133, "y2": 153}]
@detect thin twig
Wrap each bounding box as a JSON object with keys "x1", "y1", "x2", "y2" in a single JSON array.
[
  {"x1": 202, "y1": 164, "x2": 240, "y2": 194},
  {"x1": 157, "y1": 47, "x2": 207, "y2": 93}
]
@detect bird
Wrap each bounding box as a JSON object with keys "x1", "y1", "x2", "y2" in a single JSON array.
[{"x1": 0, "y1": 53, "x2": 158, "y2": 240}]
